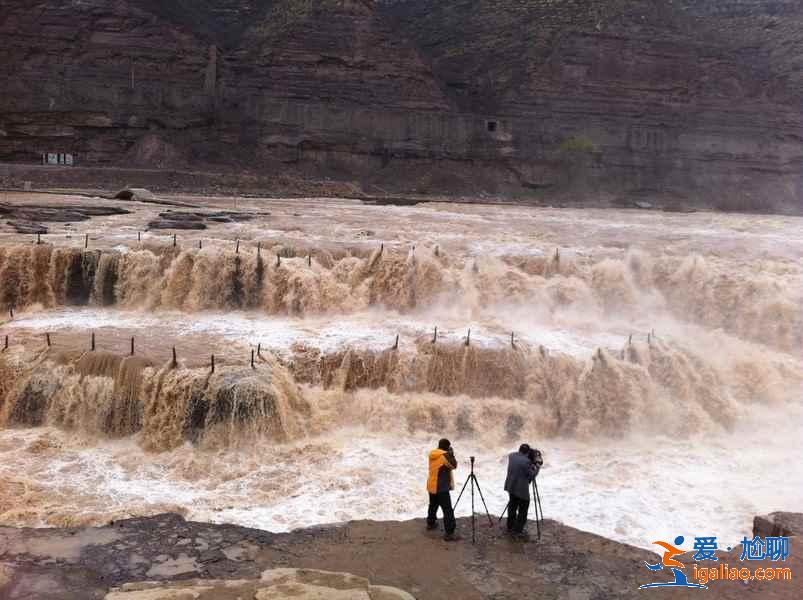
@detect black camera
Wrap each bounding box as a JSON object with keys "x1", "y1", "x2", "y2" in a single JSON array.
[{"x1": 528, "y1": 448, "x2": 544, "y2": 471}]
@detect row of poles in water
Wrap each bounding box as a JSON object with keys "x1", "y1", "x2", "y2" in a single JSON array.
[
  {"x1": 6, "y1": 234, "x2": 397, "y2": 320},
  {"x1": 0, "y1": 329, "x2": 243, "y2": 373},
  {"x1": 7, "y1": 232, "x2": 566, "y2": 320},
  {"x1": 0, "y1": 326, "x2": 514, "y2": 364},
  {"x1": 27, "y1": 231, "x2": 411, "y2": 267},
  {"x1": 31, "y1": 231, "x2": 320, "y2": 267},
  {"x1": 3, "y1": 236, "x2": 629, "y2": 367},
  {"x1": 27, "y1": 231, "x2": 562, "y2": 268},
  {"x1": 4, "y1": 232, "x2": 648, "y2": 365},
  {"x1": 1, "y1": 327, "x2": 659, "y2": 369}
]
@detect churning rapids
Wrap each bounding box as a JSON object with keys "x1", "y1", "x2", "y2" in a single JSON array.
[{"x1": 0, "y1": 192, "x2": 802, "y2": 549}]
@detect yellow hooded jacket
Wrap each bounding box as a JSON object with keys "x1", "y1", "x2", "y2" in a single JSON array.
[{"x1": 427, "y1": 448, "x2": 456, "y2": 494}]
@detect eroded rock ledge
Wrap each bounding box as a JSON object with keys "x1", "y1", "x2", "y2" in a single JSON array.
[
  {"x1": 0, "y1": 513, "x2": 800, "y2": 599},
  {"x1": 106, "y1": 568, "x2": 414, "y2": 600}
]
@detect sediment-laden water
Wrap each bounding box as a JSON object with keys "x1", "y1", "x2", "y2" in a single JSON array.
[
  {"x1": 0, "y1": 193, "x2": 801, "y2": 549},
  {"x1": 0, "y1": 240, "x2": 800, "y2": 352}
]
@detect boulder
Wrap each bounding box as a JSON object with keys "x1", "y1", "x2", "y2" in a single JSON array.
[
  {"x1": 0, "y1": 202, "x2": 128, "y2": 228},
  {"x1": 146, "y1": 219, "x2": 207, "y2": 231},
  {"x1": 753, "y1": 512, "x2": 803, "y2": 538},
  {"x1": 115, "y1": 188, "x2": 158, "y2": 202},
  {"x1": 146, "y1": 210, "x2": 255, "y2": 230},
  {"x1": 6, "y1": 220, "x2": 47, "y2": 234}
]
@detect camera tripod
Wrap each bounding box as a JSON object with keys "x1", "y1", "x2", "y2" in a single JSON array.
[
  {"x1": 453, "y1": 456, "x2": 493, "y2": 544},
  {"x1": 498, "y1": 477, "x2": 544, "y2": 540}
]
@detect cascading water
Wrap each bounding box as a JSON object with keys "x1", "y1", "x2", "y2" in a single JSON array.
[
  {"x1": 0, "y1": 347, "x2": 309, "y2": 451},
  {"x1": 1, "y1": 244, "x2": 800, "y2": 352},
  {"x1": 1, "y1": 334, "x2": 799, "y2": 447},
  {"x1": 1, "y1": 196, "x2": 801, "y2": 549}
]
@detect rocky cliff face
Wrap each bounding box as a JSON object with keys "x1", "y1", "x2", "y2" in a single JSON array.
[{"x1": 1, "y1": 0, "x2": 801, "y2": 211}]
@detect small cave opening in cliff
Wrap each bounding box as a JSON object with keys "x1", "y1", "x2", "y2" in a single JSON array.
[{"x1": 486, "y1": 120, "x2": 498, "y2": 132}]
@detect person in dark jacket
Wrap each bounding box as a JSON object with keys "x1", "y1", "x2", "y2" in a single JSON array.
[
  {"x1": 504, "y1": 443, "x2": 537, "y2": 535},
  {"x1": 426, "y1": 438, "x2": 459, "y2": 541}
]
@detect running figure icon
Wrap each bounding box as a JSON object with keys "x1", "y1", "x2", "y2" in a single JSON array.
[{"x1": 639, "y1": 536, "x2": 708, "y2": 590}]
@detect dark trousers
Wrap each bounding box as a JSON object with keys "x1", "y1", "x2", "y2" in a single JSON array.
[
  {"x1": 507, "y1": 493, "x2": 530, "y2": 533},
  {"x1": 427, "y1": 492, "x2": 456, "y2": 534}
]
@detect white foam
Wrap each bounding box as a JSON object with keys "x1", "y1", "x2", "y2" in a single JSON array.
[
  {"x1": 6, "y1": 308, "x2": 621, "y2": 357},
  {"x1": 3, "y1": 403, "x2": 801, "y2": 550}
]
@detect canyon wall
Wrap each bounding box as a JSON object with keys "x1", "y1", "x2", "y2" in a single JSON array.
[{"x1": 0, "y1": 0, "x2": 801, "y2": 210}]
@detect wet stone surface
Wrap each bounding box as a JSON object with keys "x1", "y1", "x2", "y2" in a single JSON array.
[{"x1": 1, "y1": 513, "x2": 801, "y2": 600}]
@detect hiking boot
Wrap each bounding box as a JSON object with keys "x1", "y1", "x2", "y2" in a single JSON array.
[
  {"x1": 443, "y1": 532, "x2": 462, "y2": 542},
  {"x1": 426, "y1": 523, "x2": 439, "y2": 531}
]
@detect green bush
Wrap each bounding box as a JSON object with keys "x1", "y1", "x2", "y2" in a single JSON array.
[{"x1": 558, "y1": 134, "x2": 600, "y2": 156}]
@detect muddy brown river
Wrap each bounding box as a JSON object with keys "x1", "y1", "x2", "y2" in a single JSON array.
[{"x1": 1, "y1": 191, "x2": 801, "y2": 549}]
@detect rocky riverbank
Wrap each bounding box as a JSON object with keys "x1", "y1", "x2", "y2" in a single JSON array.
[{"x1": 1, "y1": 513, "x2": 800, "y2": 599}]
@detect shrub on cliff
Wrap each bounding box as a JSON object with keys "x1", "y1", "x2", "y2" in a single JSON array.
[{"x1": 558, "y1": 135, "x2": 601, "y2": 160}]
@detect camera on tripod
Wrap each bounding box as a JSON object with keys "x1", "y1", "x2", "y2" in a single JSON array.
[{"x1": 528, "y1": 448, "x2": 544, "y2": 473}]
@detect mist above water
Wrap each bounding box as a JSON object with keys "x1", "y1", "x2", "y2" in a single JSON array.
[
  {"x1": 1, "y1": 405, "x2": 801, "y2": 550},
  {"x1": 0, "y1": 242, "x2": 800, "y2": 353},
  {"x1": 1, "y1": 196, "x2": 802, "y2": 549}
]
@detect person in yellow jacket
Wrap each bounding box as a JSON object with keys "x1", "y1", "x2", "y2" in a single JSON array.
[{"x1": 426, "y1": 438, "x2": 459, "y2": 541}]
